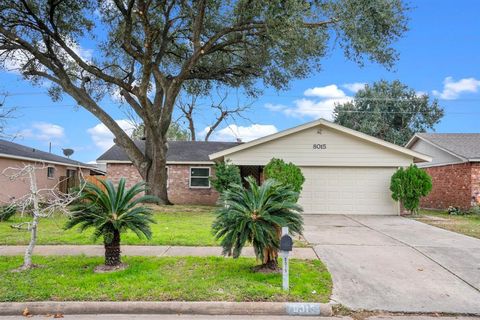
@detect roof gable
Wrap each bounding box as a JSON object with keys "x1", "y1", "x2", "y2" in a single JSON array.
[
  {"x1": 406, "y1": 133, "x2": 480, "y2": 161},
  {"x1": 210, "y1": 119, "x2": 431, "y2": 163}
]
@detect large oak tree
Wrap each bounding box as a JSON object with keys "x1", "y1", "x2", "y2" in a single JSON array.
[
  {"x1": 0, "y1": 0, "x2": 408, "y2": 203},
  {"x1": 333, "y1": 80, "x2": 444, "y2": 146}
]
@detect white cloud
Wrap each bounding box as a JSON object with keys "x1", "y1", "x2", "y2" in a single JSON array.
[
  {"x1": 304, "y1": 84, "x2": 346, "y2": 98},
  {"x1": 1, "y1": 49, "x2": 34, "y2": 74},
  {"x1": 285, "y1": 97, "x2": 351, "y2": 120},
  {"x1": 205, "y1": 124, "x2": 278, "y2": 142},
  {"x1": 267, "y1": 84, "x2": 352, "y2": 120},
  {"x1": 87, "y1": 120, "x2": 136, "y2": 151},
  {"x1": 71, "y1": 43, "x2": 93, "y2": 62},
  {"x1": 432, "y1": 76, "x2": 480, "y2": 100},
  {"x1": 265, "y1": 103, "x2": 288, "y2": 112},
  {"x1": 343, "y1": 82, "x2": 366, "y2": 93},
  {"x1": 415, "y1": 91, "x2": 427, "y2": 97},
  {"x1": 1, "y1": 41, "x2": 92, "y2": 75},
  {"x1": 20, "y1": 122, "x2": 65, "y2": 144}
]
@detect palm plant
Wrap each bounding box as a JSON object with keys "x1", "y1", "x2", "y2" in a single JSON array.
[
  {"x1": 212, "y1": 177, "x2": 303, "y2": 271},
  {"x1": 65, "y1": 178, "x2": 156, "y2": 267}
]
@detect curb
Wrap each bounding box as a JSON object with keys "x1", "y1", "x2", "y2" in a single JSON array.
[{"x1": 0, "y1": 301, "x2": 333, "y2": 317}]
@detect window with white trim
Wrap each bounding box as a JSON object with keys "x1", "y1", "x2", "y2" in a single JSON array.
[
  {"x1": 166, "y1": 166, "x2": 169, "y2": 188},
  {"x1": 190, "y1": 167, "x2": 210, "y2": 188},
  {"x1": 47, "y1": 166, "x2": 55, "y2": 179}
]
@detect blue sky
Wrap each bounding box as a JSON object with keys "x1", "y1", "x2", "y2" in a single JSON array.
[{"x1": 1, "y1": 1, "x2": 479, "y2": 163}]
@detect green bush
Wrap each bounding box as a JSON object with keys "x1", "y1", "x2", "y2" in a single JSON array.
[
  {"x1": 470, "y1": 205, "x2": 480, "y2": 215},
  {"x1": 390, "y1": 164, "x2": 432, "y2": 214},
  {"x1": 210, "y1": 161, "x2": 241, "y2": 194},
  {"x1": 0, "y1": 205, "x2": 16, "y2": 222},
  {"x1": 264, "y1": 158, "x2": 305, "y2": 199},
  {"x1": 212, "y1": 177, "x2": 303, "y2": 271},
  {"x1": 65, "y1": 178, "x2": 156, "y2": 267},
  {"x1": 447, "y1": 206, "x2": 463, "y2": 215}
]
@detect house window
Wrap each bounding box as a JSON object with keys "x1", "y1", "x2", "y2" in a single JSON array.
[
  {"x1": 47, "y1": 167, "x2": 55, "y2": 179},
  {"x1": 190, "y1": 167, "x2": 210, "y2": 188},
  {"x1": 166, "y1": 166, "x2": 169, "y2": 188}
]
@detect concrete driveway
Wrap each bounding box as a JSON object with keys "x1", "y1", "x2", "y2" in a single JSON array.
[{"x1": 303, "y1": 215, "x2": 480, "y2": 314}]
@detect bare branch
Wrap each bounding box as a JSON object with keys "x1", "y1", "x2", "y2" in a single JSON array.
[{"x1": 2, "y1": 163, "x2": 86, "y2": 270}]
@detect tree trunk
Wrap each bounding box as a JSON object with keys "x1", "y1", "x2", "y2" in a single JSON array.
[
  {"x1": 21, "y1": 166, "x2": 40, "y2": 270},
  {"x1": 261, "y1": 246, "x2": 279, "y2": 270},
  {"x1": 104, "y1": 230, "x2": 121, "y2": 266},
  {"x1": 22, "y1": 213, "x2": 39, "y2": 270},
  {"x1": 143, "y1": 135, "x2": 171, "y2": 204}
]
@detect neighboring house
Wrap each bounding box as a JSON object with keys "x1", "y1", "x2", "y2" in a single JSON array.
[
  {"x1": 97, "y1": 141, "x2": 240, "y2": 205},
  {"x1": 100, "y1": 119, "x2": 431, "y2": 214},
  {"x1": 0, "y1": 139, "x2": 104, "y2": 204},
  {"x1": 406, "y1": 133, "x2": 480, "y2": 210}
]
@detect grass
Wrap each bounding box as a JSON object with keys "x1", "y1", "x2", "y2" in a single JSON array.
[
  {"x1": 0, "y1": 205, "x2": 219, "y2": 246},
  {"x1": 413, "y1": 209, "x2": 480, "y2": 239},
  {"x1": 0, "y1": 205, "x2": 309, "y2": 247},
  {"x1": 0, "y1": 256, "x2": 331, "y2": 302}
]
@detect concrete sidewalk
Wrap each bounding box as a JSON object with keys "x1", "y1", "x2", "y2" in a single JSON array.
[{"x1": 0, "y1": 245, "x2": 317, "y2": 260}]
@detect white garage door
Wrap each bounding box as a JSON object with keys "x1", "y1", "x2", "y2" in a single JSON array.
[{"x1": 298, "y1": 167, "x2": 398, "y2": 215}]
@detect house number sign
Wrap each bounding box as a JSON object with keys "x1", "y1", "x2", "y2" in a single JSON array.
[{"x1": 312, "y1": 144, "x2": 326, "y2": 150}]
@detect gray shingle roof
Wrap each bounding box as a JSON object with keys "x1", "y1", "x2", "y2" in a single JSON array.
[
  {"x1": 416, "y1": 133, "x2": 480, "y2": 160},
  {"x1": 97, "y1": 140, "x2": 241, "y2": 162},
  {"x1": 0, "y1": 139, "x2": 95, "y2": 168}
]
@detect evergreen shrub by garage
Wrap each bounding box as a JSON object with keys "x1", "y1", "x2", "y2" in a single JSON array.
[{"x1": 390, "y1": 164, "x2": 432, "y2": 214}]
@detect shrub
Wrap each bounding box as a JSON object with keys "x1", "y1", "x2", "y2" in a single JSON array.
[
  {"x1": 212, "y1": 177, "x2": 303, "y2": 271},
  {"x1": 447, "y1": 206, "x2": 463, "y2": 215},
  {"x1": 65, "y1": 178, "x2": 156, "y2": 268},
  {"x1": 264, "y1": 158, "x2": 305, "y2": 199},
  {"x1": 469, "y1": 205, "x2": 480, "y2": 215},
  {"x1": 0, "y1": 205, "x2": 16, "y2": 222},
  {"x1": 210, "y1": 161, "x2": 241, "y2": 193},
  {"x1": 390, "y1": 164, "x2": 432, "y2": 214}
]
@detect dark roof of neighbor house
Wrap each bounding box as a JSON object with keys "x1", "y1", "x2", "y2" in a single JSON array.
[
  {"x1": 97, "y1": 140, "x2": 242, "y2": 162},
  {"x1": 415, "y1": 133, "x2": 480, "y2": 160},
  {"x1": 0, "y1": 139, "x2": 96, "y2": 169}
]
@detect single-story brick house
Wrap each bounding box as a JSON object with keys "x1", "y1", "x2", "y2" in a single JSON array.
[
  {"x1": 100, "y1": 119, "x2": 431, "y2": 214},
  {"x1": 406, "y1": 133, "x2": 480, "y2": 210},
  {"x1": 0, "y1": 139, "x2": 104, "y2": 204},
  {"x1": 97, "y1": 141, "x2": 240, "y2": 205}
]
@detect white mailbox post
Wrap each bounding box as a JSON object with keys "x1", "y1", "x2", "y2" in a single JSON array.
[{"x1": 279, "y1": 226, "x2": 293, "y2": 291}]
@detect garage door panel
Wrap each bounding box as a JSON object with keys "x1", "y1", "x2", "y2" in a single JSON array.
[{"x1": 298, "y1": 167, "x2": 398, "y2": 215}]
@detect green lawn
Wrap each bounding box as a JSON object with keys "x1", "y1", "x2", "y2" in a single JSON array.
[
  {"x1": 0, "y1": 205, "x2": 219, "y2": 246},
  {"x1": 414, "y1": 209, "x2": 480, "y2": 239},
  {"x1": 0, "y1": 256, "x2": 331, "y2": 302},
  {"x1": 0, "y1": 205, "x2": 309, "y2": 247}
]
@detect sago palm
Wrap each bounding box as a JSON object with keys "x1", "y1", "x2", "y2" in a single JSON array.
[
  {"x1": 65, "y1": 178, "x2": 156, "y2": 267},
  {"x1": 212, "y1": 177, "x2": 303, "y2": 271}
]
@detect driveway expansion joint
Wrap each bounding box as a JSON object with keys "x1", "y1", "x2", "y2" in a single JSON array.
[{"x1": 344, "y1": 215, "x2": 480, "y2": 294}]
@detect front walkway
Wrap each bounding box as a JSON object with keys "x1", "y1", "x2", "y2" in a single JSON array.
[
  {"x1": 303, "y1": 214, "x2": 480, "y2": 314},
  {"x1": 0, "y1": 245, "x2": 317, "y2": 260}
]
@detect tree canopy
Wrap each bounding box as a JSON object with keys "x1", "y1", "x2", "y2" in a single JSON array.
[
  {"x1": 0, "y1": 0, "x2": 409, "y2": 202},
  {"x1": 131, "y1": 122, "x2": 191, "y2": 141},
  {"x1": 334, "y1": 80, "x2": 444, "y2": 146}
]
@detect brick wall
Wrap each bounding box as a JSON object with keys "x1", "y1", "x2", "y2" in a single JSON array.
[
  {"x1": 472, "y1": 163, "x2": 480, "y2": 206},
  {"x1": 106, "y1": 163, "x2": 219, "y2": 205},
  {"x1": 420, "y1": 163, "x2": 472, "y2": 210}
]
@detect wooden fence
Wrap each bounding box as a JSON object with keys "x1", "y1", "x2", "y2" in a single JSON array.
[{"x1": 84, "y1": 176, "x2": 106, "y2": 191}]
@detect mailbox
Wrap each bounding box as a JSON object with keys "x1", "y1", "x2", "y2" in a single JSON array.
[{"x1": 280, "y1": 234, "x2": 293, "y2": 252}]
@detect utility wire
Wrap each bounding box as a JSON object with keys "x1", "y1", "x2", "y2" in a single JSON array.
[{"x1": 3, "y1": 91, "x2": 480, "y2": 101}]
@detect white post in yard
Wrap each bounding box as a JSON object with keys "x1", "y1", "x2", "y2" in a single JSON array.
[{"x1": 280, "y1": 226, "x2": 292, "y2": 291}]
